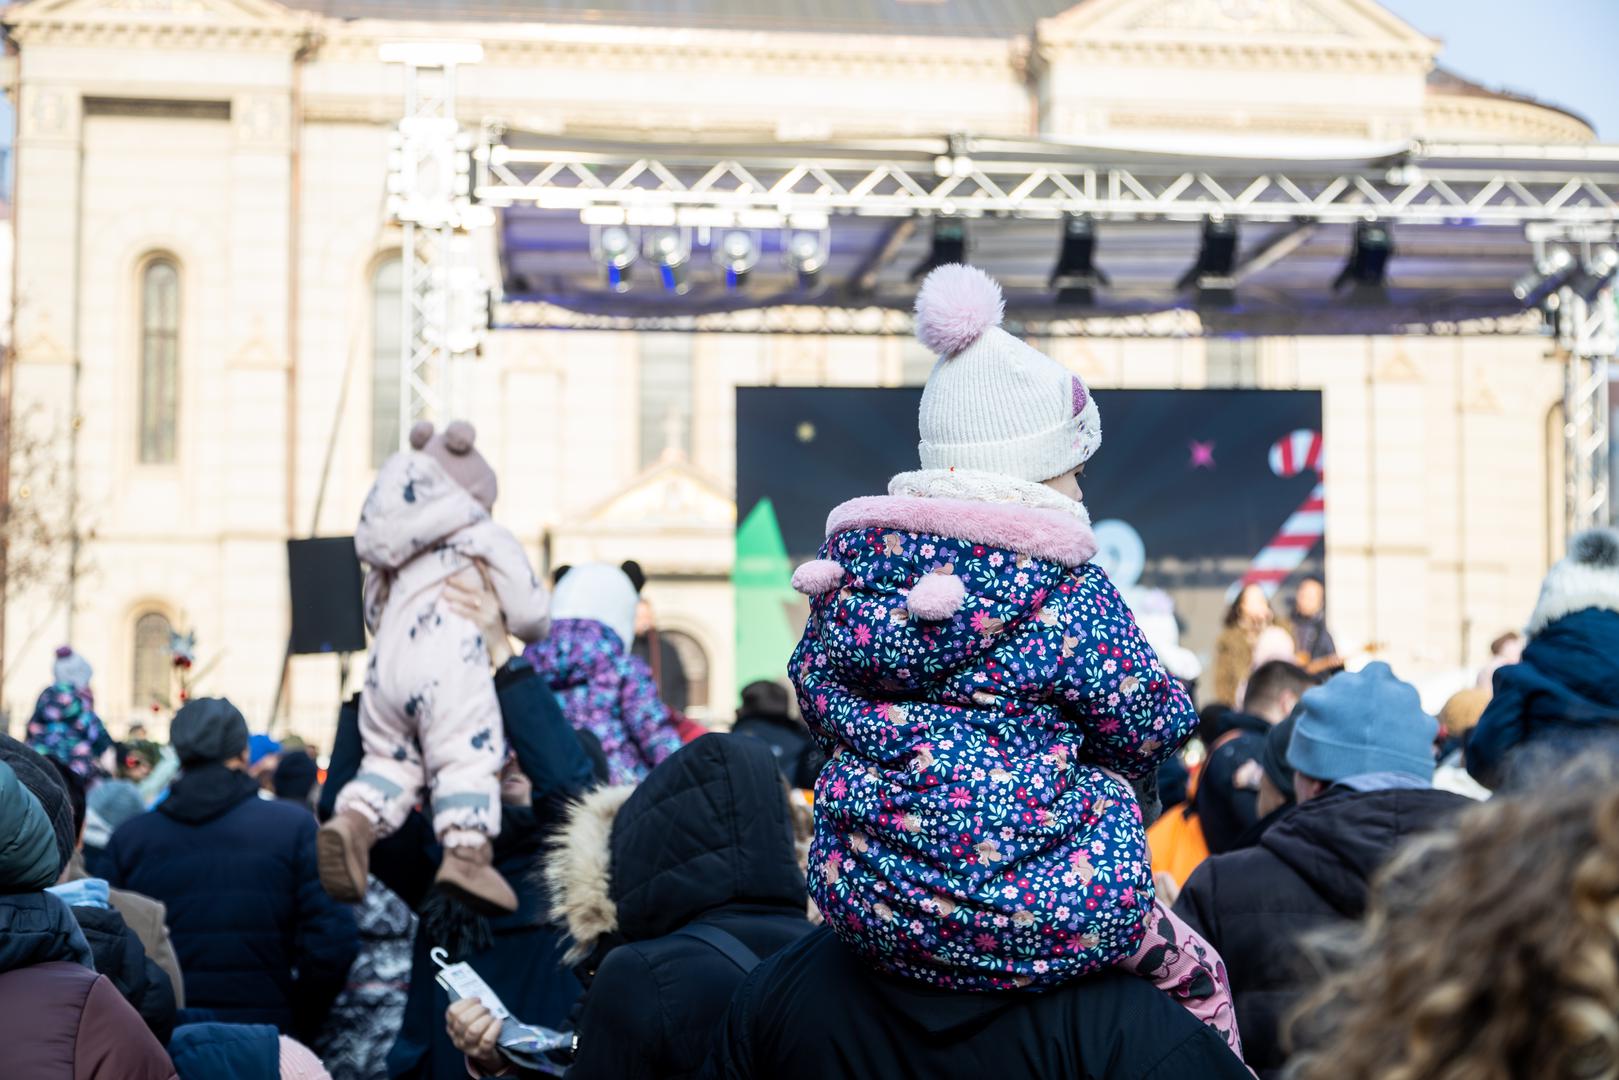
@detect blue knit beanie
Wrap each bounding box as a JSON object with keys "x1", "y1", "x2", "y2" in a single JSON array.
[{"x1": 1287, "y1": 662, "x2": 1438, "y2": 784}]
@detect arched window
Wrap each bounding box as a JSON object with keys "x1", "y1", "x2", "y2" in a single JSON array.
[
  {"x1": 371, "y1": 256, "x2": 404, "y2": 467},
  {"x1": 658, "y1": 630, "x2": 711, "y2": 715},
  {"x1": 139, "y1": 258, "x2": 180, "y2": 463},
  {"x1": 131, "y1": 611, "x2": 174, "y2": 710}
]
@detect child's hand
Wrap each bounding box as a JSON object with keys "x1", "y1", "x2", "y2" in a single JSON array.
[{"x1": 444, "y1": 572, "x2": 514, "y2": 667}]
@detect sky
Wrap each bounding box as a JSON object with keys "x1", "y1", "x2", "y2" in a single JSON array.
[{"x1": 1382, "y1": 0, "x2": 1619, "y2": 138}]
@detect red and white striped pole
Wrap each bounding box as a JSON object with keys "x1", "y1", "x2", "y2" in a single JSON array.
[{"x1": 1241, "y1": 429, "x2": 1325, "y2": 596}]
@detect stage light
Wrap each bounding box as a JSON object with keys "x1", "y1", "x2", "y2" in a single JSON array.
[
  {"x1": 1049, "y1": 213, "x2": 1109, "y2": 307},
  {"x1": 1176, "y1": 216, "x2": 1239, "y2": 307},
  {"x1": 911, "y1": 218, "x2": 967, "y2": 281},
  {"x1": 1512, "y1": 247, "x2": 1575, "y2": 303},
  {"x1": 646, "y1": 227, "x2": 691, "y2": 295},
  {"x1": 1333, "y1": 220, "x2": 1393, "y2": 293},
  {"x1": 1570, "y1": 246, "x2": 1619, "y2": 302},
  {"x1": 714, "y1": 229, "x2": 759, "y2": 290},
  {"x1": 592, "y1": 224, "x2": 637, "y2": 293},
  {"x1": 785, "y1": 228, "x2": 828, "y2": 288}
]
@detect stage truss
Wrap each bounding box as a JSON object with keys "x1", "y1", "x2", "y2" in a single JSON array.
[{"x1": 469, "y1": 130, "x2": 1617, "y2": 527}]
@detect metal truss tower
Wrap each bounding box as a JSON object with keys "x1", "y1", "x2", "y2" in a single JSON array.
[
  {"x1": 382, "y1": 42, "x2": 490, "y2": 445},
  {"x1": 1559, "y1": 286, "x2": 1615, "y2": 534}
]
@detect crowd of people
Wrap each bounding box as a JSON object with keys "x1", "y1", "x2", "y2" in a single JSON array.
[{"x1": 2, "y1": 263, "x2": 1618, "y2": 1079}]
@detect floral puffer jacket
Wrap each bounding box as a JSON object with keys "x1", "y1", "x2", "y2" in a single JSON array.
[
  {"x1": 790, "y1": 492, "x2": 1197, "y2": 991},
  {"x1": 525, "y1": 619, "x2": 683, "y2": 785}
]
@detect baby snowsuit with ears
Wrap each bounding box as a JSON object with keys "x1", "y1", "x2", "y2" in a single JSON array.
[{"x1": 319, "y1": 420, "x2": 548, "y2": 915}]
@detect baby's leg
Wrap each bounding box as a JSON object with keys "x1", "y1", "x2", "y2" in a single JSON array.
[
  {"x1": 418, "y1": 633, "x2": 505, "y2": 850},
  {"x1": 1123, "y1": 899, "x2": 1246, "y2": 1060},
  {"x1": 334, "y1": 676, "x2": 427, "y2": 841}
]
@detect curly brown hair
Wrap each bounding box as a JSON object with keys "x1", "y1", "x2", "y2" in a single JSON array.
[{"x1": 1290, "y1": 766, "x2": 1619, "y2": 1080}]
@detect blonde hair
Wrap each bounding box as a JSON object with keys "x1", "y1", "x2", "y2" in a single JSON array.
[{"x1": 1291, "y1": 764, "x2": 1619, "y2": 1080}]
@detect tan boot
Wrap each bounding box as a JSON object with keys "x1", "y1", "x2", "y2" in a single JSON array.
[
  {"x1": 435, "y1": 838, "x2": 518, "y2": 914},
  {"x1": 317, "y1": 809, "x2": 374, "y2": 903}
]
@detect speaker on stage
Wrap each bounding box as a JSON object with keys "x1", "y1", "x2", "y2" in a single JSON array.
[{"x1": 287, "y1": 537, "x2": 368, "y2": 656}]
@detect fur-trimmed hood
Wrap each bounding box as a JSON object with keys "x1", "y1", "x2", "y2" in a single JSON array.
[{"x1": 543, "y1": 734, "x2": 807, "y2": 964}]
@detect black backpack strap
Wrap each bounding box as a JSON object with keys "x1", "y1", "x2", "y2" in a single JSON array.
[{"x1": 674, "y1": 923, "x2": 762, "y2": 974}]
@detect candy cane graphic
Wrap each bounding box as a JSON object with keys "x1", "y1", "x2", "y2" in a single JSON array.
[{"x1": 1241, "y1": 429, "x2": 1325, "y2": 596}]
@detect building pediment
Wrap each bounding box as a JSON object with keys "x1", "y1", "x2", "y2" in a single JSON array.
[
  {"x1": 3, "y1": 0, "x2": 306, "y2": 44},
  {"x1": 573, "y1": 454, "x2": 736, "y2": 534}
]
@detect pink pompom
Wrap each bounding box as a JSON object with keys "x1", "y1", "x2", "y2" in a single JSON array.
[
  {"x1": 792, "y1": 559, "x2": 846, "y2": 596},
  {"x1": 443, "y1": 420, "x2": 477, "y2": 455},
  {"x1": 914, "y1": 263, "x2": 1004, "y2": 357},
  {"x1": 409, "y1": 420, "x2": 434, "y2": 451},
  {"x1": 907, "y1": 571, "x2": 966, "y2": 621}
]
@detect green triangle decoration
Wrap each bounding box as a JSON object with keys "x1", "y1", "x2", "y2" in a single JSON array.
[{"x1": 733, "y1": 497, "x2": 809, "y2": 696}]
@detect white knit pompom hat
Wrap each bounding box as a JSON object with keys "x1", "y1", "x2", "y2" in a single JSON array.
[{"x1": 912, "y1": 264, "x2": 1101, "y2": 482}]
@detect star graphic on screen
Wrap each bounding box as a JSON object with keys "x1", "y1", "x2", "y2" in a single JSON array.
[{"x1": 1189, "y1": 440, "x2": 1217, "y2": 469}]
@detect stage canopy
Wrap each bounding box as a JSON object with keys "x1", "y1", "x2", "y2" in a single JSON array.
[{"x1": 477, "y1": 131, "x2": 1619, "y2": 336}]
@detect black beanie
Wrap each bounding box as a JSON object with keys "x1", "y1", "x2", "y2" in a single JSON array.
[{"x1": 0, "y1": 735, "x2": 76, "y2": 877}]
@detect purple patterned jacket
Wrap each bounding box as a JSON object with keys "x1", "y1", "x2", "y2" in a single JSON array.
[
  {"x1": 790, "y1": 493, "x2": 1197, "y2": 990},
  {"x1": 525, "y1": 619, "x2": 682, "y2": 785}
]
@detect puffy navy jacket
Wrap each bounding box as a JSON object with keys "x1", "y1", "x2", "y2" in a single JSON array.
[
  {"x1": 104, "y1": 764, "x2": 358, "y2": 1040},
  {"x1": 1468, "y1": 608, "x2": 1619, "y2": 788}
]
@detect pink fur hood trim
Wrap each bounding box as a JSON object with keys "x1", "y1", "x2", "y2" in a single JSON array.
[{"x1": 825, "y1": 495, "x2": 1098, "y2": 568}]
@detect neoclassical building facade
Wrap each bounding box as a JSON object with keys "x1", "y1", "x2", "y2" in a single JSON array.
[{"x1": 0, "y1": 0, "x2": 1598, "y2": 742}]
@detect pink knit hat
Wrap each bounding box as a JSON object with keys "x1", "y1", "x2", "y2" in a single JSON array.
[{"x1": 410, "y1": 419, "x2": 497, "y2": 510}]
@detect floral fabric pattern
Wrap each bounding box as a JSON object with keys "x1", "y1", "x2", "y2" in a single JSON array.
[
  {"x1": 526, "y1": 619, "x2": 682, "y2": 785},
  {"x1": 792, "y1": 520, "x2": 1197, "y2": 990},
  {"x1": 28, "y1": 683, "x2": 113, "y2": 780}
]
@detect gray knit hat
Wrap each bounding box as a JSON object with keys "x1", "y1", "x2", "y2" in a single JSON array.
[
  {"x1": 171, "y1": 697, "x2": 250, "y2": 766},
  {"x1": 912, "y1": 264, "x2": 1101, "y2": 483},
  {"x1": 1287, "y1": 662, "x2": 1438, "y2": 784}
]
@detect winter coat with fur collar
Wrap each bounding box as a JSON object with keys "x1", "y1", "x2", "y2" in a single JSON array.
[
  {"x1": 789, "y1": 472, "x2": 1198, "y2": 991},
  {"x1": 546, "y1": 734, "x2": 811, "y2": 1080}
]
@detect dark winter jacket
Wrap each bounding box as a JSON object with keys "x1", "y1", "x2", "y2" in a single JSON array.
[
  {"x1": 104, "y1": 762, "x2": 359, "y2": 1040},
  {"x1": 730, "y1": 711, "x2": 824, "y2": 790},
  {"x1": 1467, "y1": 608, "x2": 1619, "y2": 789},
  {"x1": 1175, "y1": 785, "x2": 1469, "y2": 1078},
  {"x1": 703, "y1": 925, "x2": 1250, "y2": 1080},
  {"x1": 168, "y1": 1022, "x2": 279, "y2": 1080},
  {"x1": 315, "y1": 660, "x2": 598, "y2": 1080},
  {"x1": 70, "y1": 901, "x2": 178, "y2": 1044},
  {"x1": 549, "y1": 734, "x2": 812, "y2": 1080}
]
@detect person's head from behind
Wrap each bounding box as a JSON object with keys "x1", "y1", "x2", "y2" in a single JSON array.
[
  {"x1": 739, "y1": 680, "x2": 792, "y2": 721},
  {"x1": 1491, "y1": 630, "x2": 1525, "y2": 662},
  {"x1": 169, "y1": 698, "x2": 252, "y2": 772},
  {"x1": 1286, "y1": 662, "x2": 1438, "y2": 804},
  {"x1": 0, "y1": 734, "x2": 78, "y2": 887},
  {"x1": 272, "y1": 750, "x2": 319, "y2": 809},
  {"x1": 1294, "y1": 577, "x2": 1325, "y2": 619},
  {"x1": 1226, "y1": 583, "x2": 1274, "y2": 628},
  {"x1": 46, "y1": 757, "x2": 87, "y2": 848},
  {"x1": 1292, "y1": 759, "x2": 1619, "y2": 1080},
  {"x1": 1241, "y1": 661, "x2": 1315, "y2": 725},
  {"x1": 547, "y1": 733, "x2": 805, "y2": 969},
  {"x1": 126, "y1": 722, "x2": 148, "y2": 741},
  {"x1": 1256, "y1": 711, "x2": 1300, "y2": 820},
  {"x1": 910, "y1": 265, "x2": 1101, "y2": 502},
  {"x1": 550, "y1": 563, "x2": 641, "y2": 652}
]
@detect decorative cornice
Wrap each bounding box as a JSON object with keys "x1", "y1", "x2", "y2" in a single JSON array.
[
  {"x1": 1422, "y1": 94, "x2": 1595, "y2": 144},
  {"x1": 5, "y1": 17, "x2": 309, "y2": 50},
  {"x1": 1036, "y1": 37, "x2": 1433, "y2": 75}
]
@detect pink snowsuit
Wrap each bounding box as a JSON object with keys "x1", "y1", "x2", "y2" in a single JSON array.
[{"x1": 337, "y1": 450, "x2": 549, "y2": 848}]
